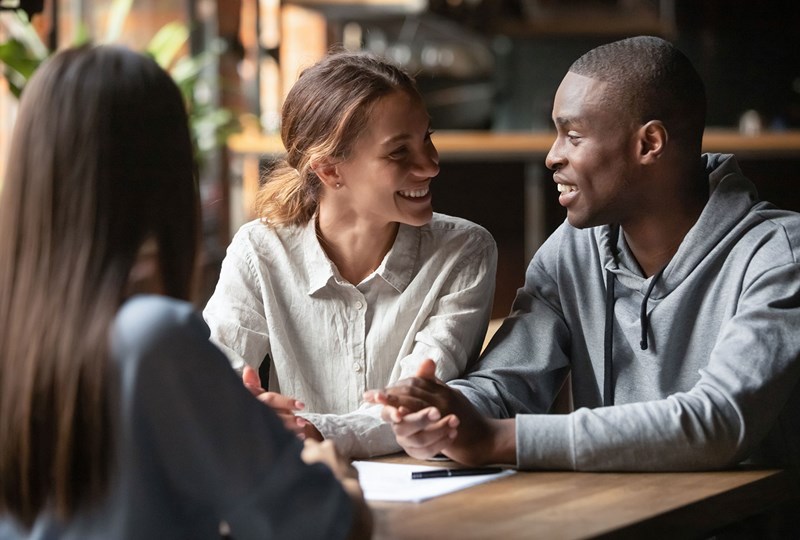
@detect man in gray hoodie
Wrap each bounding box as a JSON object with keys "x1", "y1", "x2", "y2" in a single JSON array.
[{"x1": 368, "y1": 35, "x2": 800, "y2": 491}]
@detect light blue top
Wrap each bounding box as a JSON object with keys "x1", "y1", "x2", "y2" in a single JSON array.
[{"x1": 0, "y1": 295, "x2": 352, "y2": 539}]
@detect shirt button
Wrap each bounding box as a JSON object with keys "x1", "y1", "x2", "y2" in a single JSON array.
[
  {"x1": 353, "y1": 362, "x2": 362, "y2": 372},
  {"x1": 354, "y1": 300, "x2": 364, "y2": 310}
]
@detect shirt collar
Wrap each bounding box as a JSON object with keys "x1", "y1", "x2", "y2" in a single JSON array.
[
  {"x1": 304, "y1": 217, "x2": 339, "y2": 294},
  {"x1": 303, "y1": 218, "x2": 421, "y2": 295},
  {"x1": 377, "y1": 223, "x2": 419, "y2": 293}
]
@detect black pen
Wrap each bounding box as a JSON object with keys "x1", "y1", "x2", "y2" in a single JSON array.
[{"x1": 411, "y1": 467, "x2": 504, "y2": 480}]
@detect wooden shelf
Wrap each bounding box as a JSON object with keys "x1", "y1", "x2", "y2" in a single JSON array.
[
  {"x1": 228, "y1": 129, "x2": 800, "y2": 161},
  {"x1": 493, "y1": 12, "x2": 671, "y2": 38},
  {"x1": 286, "y1": 0, "x2": 427, "y2": 17}
]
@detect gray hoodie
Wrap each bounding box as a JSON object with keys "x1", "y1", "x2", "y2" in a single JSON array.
[{"x1": 453, "y1": 154, "x2": 800, "y2": 473}]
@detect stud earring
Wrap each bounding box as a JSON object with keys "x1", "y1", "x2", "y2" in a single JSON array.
[{"x1": 335, "y1": 182, "x2": 341, "y2": 188}]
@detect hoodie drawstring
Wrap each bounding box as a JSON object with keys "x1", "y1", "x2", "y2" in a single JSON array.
[
  {"x1": 603, "y1": 265, "x2": 665, "y2": 407},
  {"x1": 603, "y1": 269, "x2": 616, "y2": 407},
  {"x1": 639, "y1": 266, "x2": 666, "y2": 350}
]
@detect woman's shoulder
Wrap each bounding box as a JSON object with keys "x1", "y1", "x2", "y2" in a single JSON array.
[
  {"x1": 427, "y1": 213, "x2": 494, "y2": 241},
  {"x1": 229, "y1": 217, "x2": 310, "y2": 252},
  {"x1": 113, "y1": 295, "x2": 199, "y2": 342},
  {"x1": 421, "y1": 213, "x2": 497, "y2": 255},
  {"x1": 111, "y1": 295, "x2": 219, "y2": 369}
]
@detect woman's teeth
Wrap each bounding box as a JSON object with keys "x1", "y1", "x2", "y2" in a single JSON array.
[
  {"x1": 399, "y1": 188, "x2": 429, "y2": 198},
  {"x1": 557, "y1": 184, "x2": 577, "y2": 193}
]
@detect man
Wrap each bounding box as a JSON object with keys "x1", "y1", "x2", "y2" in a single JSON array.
[{"x1": 367, "y1": 36, "x2": 800, "y2": 481}]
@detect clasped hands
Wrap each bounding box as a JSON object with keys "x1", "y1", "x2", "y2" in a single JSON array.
[
  {"x1": 364, "y1": 359, "x2": 514, "y2": 466},
  {"x1": 241, "y1": 358, "x2": 514, "y2": 465}
]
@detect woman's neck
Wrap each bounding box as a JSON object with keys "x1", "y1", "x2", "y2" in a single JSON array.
[{"x1": 316, "y1": 206, "x2": 399, "y2": 285}]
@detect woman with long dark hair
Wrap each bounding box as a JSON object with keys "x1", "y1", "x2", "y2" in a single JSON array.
[{"x1": 0, "y1": 44, "x2": 370, "y2": 539}]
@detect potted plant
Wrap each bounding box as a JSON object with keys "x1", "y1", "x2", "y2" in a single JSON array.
[{"x1": 0, "y1": 0, "x2": 238, "y2": 174}]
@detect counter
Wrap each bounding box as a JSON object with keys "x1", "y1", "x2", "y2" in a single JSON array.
[
  {"x1": 227, "y1": 128, "x2": 800, "y2": 254},
  {"x1": 228, "y1": 128, "x2": 800, "y2": 161}
]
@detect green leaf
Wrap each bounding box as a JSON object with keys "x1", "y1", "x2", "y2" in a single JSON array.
[
  {"x1": 0, "y1": 39, "x2": 42, "y2": 77},
  {"x1": 169, "y1": 52, "x2": 212, "y2": 91},
  {"x1": 73, "y1": 21, "x2": 91, "y2": 47},
  {"x1": 103, "y1": 0, "x2": 134, "y2": 43},
  {"x1": 0, "y1": 38, "x2": 44, "y2": 95},
  {"x1": 0, "y1": 3, "x2": 241, "y2": 174},
  {"x1": 146, "y1": 21, "x2": 189, "y2": 69},
  {"x1": 2, "y1": 10, "x2": 48, "y2": 60}
]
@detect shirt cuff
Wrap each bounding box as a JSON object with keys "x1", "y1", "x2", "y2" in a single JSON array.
[
  {"x1": 515, "y1": 413, "x2": 575, "y2": 470},
  {"x1": 302, "y1": 411, "x2": 402, "y2": 459}
]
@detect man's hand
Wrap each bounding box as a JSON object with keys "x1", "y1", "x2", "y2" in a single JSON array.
[
  {"x1": 365, "y1": 359, "x2": 516, "y2": 466},
  {"x1": 243, "y1": 365, "x2": 322, "y2": 440}
]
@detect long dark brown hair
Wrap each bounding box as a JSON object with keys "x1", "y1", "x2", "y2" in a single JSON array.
[
  {"x1": 255, "y1": 50, "x2": 422, "y2": 226},
  {"x1": 0, "y1": 44, "x2": 199, "y2": 526}
]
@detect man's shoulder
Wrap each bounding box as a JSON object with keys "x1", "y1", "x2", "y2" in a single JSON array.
[
  {"x1": 536, "y1": 221, "x2": 604, "y2": 255},
  {"x1": 748, "y1": 202, "x2": 800, "y2": 253}
]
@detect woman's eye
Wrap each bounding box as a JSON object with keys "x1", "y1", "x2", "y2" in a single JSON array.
[
  {"x1": 424, "y1": 129, "x2": 435, "y2": 142},
  {"x1": 389, "y1": 147, "x2": 409, "y2": 159}
]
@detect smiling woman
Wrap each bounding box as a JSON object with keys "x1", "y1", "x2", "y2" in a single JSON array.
[{"x1": 203, "y1": 50, "x2": 498, "y2": 458}]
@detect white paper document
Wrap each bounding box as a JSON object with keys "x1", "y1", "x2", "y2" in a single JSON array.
[{"x1": 352, "y1": 461, "x2": 516, "y2": 503}]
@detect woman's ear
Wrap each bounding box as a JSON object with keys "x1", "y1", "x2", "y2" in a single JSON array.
[
  {"x1": 638, "y1": 120, "x2": 667, "y2": 164},
  {"x1": 312, "y1": 158, "x2": 343, "y2": 190}
]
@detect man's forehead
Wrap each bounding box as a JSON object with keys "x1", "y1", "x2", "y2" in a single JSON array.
[
  {"x1": 558, "y1": 72, "x2": 609, "y2": 103},
  {"x1": 553, "y1": 73, "x2": 615, "y2": 122}
]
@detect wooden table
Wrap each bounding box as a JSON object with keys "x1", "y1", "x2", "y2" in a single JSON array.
[{"x1": 366, "y1": 454, "x2": 797, "y2": 540}]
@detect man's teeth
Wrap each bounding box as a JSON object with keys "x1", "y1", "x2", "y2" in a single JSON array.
[
  {"x1": 399, "y1": 188, "x2": 429, "y2": 198},
  {"x1": 557, "y1": 184, "x2": 577, "y2": 193}
]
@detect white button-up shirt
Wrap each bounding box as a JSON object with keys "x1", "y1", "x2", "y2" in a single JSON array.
[{"x1": 203, "y1": 213, "x2": 497, "y2": 457}]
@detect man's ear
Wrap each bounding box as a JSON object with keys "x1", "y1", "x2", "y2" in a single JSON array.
[
  {"x1": 638, "y1": 120, "x2": 667, "y2": 164},
  {"x1": 312, "y1": 158, "x2": 342, "y2": 189}
]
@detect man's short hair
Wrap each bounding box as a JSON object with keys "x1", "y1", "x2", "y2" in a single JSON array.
[{"x1": 569, "y1": 36, "x2": 707, "y2": 150}]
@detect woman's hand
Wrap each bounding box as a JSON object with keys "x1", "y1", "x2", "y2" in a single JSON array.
[
  {"x1": 242, "y1": 365, "x2": 312, "y2": 438},
  {"x1": 302, "y1": 440, "x2": 372, "y2": 540}
]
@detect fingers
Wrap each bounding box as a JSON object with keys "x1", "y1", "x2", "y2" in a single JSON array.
[
  {"x1": 302, "y1": 440, "x2": 358, "y2": 483},
  {"x1": 415, "y1": 358, "x2": 437, "y2": 380},
  {"x1": 391, "y1": 408, "x2": 459, "y2": 460},
  {"x1": 380, "y1": 404, "x2": 412, "y2": 424},
  {"x1": 393, "y1": 407, "x2": 459, "y2": 436},
  {"x1": 300, "y1": 438, "x2": 325, "y2": 465},
  {"x1": 273, "y1": 411, "x2": 308, "y2": 437},
  {"x1": 362, "y1": 389, "x2": 387, "y2": 404},
  {"x1": 247, "y1": 389, "x2": 308, "y2": 438},
  {"x1": 366, "y1": 379, "x2": 446, "y2": 415},
  {"x1": 242, "y1": 364, "x2": 262, "y2": 391},
  {"x1": 256, "y1": 391, "x2": 305, "y2": 413}
]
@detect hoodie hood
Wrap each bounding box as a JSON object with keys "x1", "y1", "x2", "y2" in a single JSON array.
[
  {"x1": 600, "y1": 153, "x2": 761, "y2": 405},
  {"x1": 600, "y1": 153, "x2": 759, "y2": 296}
]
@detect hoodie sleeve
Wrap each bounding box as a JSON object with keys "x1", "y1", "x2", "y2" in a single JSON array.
[
  {"x1": 514, "y1": 256, "x2": 800, "y2": 471},
  {"x1": 452, "y1": 216, "x2": 800, "y2": 473},
  {"x1": 450, "y1": 225, "x2": 573, "y2": 419}
]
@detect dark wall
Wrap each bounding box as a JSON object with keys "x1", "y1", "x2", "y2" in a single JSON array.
[{"x1": 491, "y1": 1, "x2": 800, "y2": 131}]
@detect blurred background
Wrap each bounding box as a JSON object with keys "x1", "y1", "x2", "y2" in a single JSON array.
[{"x1": 2, "y1": 0, "x2": 799, "y2": 315}]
